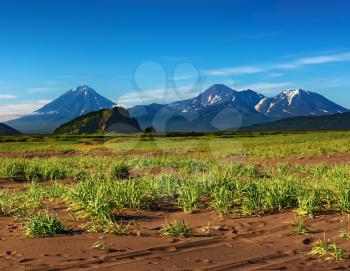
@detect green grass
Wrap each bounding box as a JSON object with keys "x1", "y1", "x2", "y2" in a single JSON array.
[
  {"x1": 24, "y1": 213, "x2": 64, "y2": 237},
  {"x1": 291, "y1": 216, "x2": 314, "y2": 235},
  {"x1": 309, "y1": 237, "x2": 346, "y2": 261},
  {"x1": 178, "y1": 181, "x2": 202, "y2": 213},
  {"x1": 109, "y1": 163, "x2": 129, "y2": 179},
  {"x1": 160, "y1": 219, "x2": 192, "y2": 237},
  {"x1": 85, "y1": 218, "x2": 130, "y2": 235}
]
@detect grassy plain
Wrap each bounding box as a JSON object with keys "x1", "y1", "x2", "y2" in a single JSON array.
[{"x1": 1, "y1": 131, "x2": 350, "y2": 270}]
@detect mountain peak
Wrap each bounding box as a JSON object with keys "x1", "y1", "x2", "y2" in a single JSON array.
[
  {"x1": 40, "y1": 85, "x2": 115, "y2": 115},
  {"x1": 70, "y1": 85, "x2": 96, "y2": 94},
  {"x1": 200, "y1": 84, "x2": 236, "y2": 99},
  {"x1": 206, "y1": 84, "x2": 234, "y2": 92},
  {"x1": 282, "y1": 88, "x2": 308, "y2": 95}
]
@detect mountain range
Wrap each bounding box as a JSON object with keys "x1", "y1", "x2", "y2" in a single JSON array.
[
  {"x1": 3, "y1": 84, "x2": 349, "y2": 134},
  {"x1": 128, "y1": 84, "x2": 348, "y2": 132}
]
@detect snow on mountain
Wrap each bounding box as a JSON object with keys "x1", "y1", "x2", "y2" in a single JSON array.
[
  {"x1": 5, "y1": 84, "x2": 348, "y2": 134},
  {"x1": 36, "y1": 85, "x2": 115, "y2": 117},
  {"x1": 129, "y1": 85, "x2": 348, "y2": 132},
  {"x1": 255, "y1": 88, "x2": 348, "y2": 118},
  {"x1": 7, "y1": 85, "x2": 115, "y2": 134},
  {"x1": 167, "y1": 84, "x2": 265, "y2": 114},
  {"x1": 129, "y1": 84, "x2": 268, "y2": 131}
]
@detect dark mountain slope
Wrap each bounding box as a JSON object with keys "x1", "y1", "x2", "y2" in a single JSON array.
[
  {"x1": 0, "y1": 123, "x2": 22, "y2": 135},
  {"x1": 241, "y1": 112, "x2": 350, "y2": 131},
  {"x1": 54, "y1": 107, "x2": 140, "y2": 135}
]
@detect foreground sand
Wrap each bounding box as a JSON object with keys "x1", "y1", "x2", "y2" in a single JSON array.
[{"x1": 1, "y1": 209, "x2": 350, "y2": 270}]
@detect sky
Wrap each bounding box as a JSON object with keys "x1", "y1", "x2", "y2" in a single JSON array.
[{"x1": 0, "y1": 0, "x2": 350, "y2": 119}]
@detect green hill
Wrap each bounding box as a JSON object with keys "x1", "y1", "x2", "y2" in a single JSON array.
[{"x1": 54, "y1": 107, "x2": 140, "y2": 135}]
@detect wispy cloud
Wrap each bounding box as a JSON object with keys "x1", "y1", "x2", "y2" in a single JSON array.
[
  {"x1": 238, "y1": 82, "x2": 293, "y2": 92},
  {"x1": 117, "y1": 86, "x2": 201, "y2": 107},
  {"x1": 0, "y1": 114, "x2": 22, "y2": 122},
  {"x1": 297, "y1": 52, "x2": 350, "y2": 65},
  {"x1": 205, "y1": 66, "x2": 264, "y2": 76},
  {"x1": 0, "y1": 99, "x2": 51, "y2": 115},
  {"x1": 0, "y1": 94, "x2": 16, "y2": 99},
  {"x1": 202, "y1": 51, "x2": 350, "y2": 76},
  {"x1": 37, "y1": 99, "x2": 52, "y2": 105},
  {"x1": 302, "y1": 77, "x2": 350, "y2": 90}
]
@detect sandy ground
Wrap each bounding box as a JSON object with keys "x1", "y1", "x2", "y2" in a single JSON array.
[
  {"x1": 1, "y1": 209, "x2": 350, "y2": 270},
  {"x1": 1, "y1": 151, "x2": 350, "y2": 270}
]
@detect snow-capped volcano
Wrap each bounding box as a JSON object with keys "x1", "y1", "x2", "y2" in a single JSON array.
[
  {"x1": 7, "y1": 85, "x2": 115, "y2": 134},
  {"x1": 36, "y1": 85, "x2": 115, "y2": 116},
  {"x1": 255, "y1": 88, "x2": 348, "y2": 118},
  {"x1": 168, "y1": 84, "x2": 265, "y2": 114}
]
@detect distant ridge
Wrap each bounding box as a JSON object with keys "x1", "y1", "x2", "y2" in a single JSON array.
[
  {"x1": 7, "y1": 85, "x2": 115, "y2": 134},
  {"x1": 241, "y1": 112, "x2": 350, "y2": 131},
  {"x1": 0, "y1": 123, "x2": 22, "y2": 135}
]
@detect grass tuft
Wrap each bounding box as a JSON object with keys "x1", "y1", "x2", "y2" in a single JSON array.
[
  {"x1": 24, "y1": 213, "x2": 64, "y2": 237},
  {"x1": 160, "y1": 219, "x2": 192, "y2": 237}
]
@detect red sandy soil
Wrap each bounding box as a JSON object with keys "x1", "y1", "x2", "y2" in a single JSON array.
[
  {"x1": 0, "y1": 148, "x2": 204, "y2": 159},
  {"x1": 1, "y1": 209, "x2": 350, "y2": 270},
  {"x1": 0, "y1": 151, "x2": 79, "y2": 159}
]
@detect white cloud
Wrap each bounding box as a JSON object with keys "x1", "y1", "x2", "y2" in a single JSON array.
[
  {"x1": 117, "y1": 86, "x2": 200, "y2": 107},
  {"x1": 205, "y1": 66, "x2": 264, "y2": 76},
  {"x1": 0, "y1": 99, "x2": 51, "y2": 115},
  {"x1": 0, "y1": 114, "x2": 22, "y2": 122},
  {"x1": 297, "y1": 52, "x2": 350, "y2": 65},
  {"x1": 0, "y1": 94, "x2": 16, "y2": 99},
  {"x1": 276, "y1": 63, "x2": 299, "y2": 69},
  {"x1": 37, "y1": 99, "x2": 53, "y2": 105},
  {"x1": 238, "y1": 82, "x2": 293, "y2": 92},
  {"x1": 200, "y1": 51, "x2": 350, "y2": 77}
]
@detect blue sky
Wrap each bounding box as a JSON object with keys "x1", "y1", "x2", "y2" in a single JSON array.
[{"x1": 1, "y1": 0, "x2": 350, "y2": 119}]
